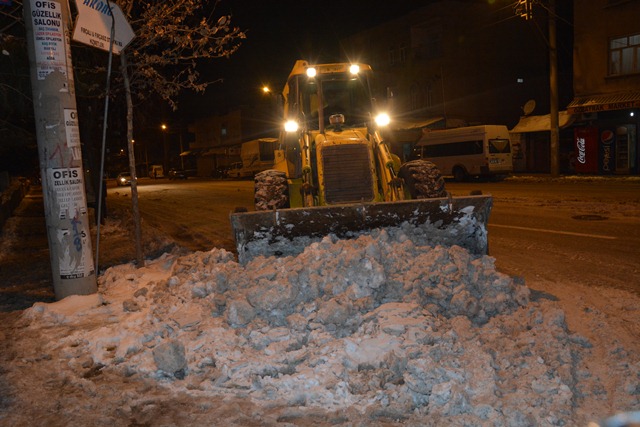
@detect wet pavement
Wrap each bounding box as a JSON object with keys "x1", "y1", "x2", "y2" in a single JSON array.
[{"x1": 0, "y1": 185, "x2": 56, "y2": 312}]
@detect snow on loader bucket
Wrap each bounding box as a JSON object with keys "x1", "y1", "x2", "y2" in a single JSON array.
[{"x1": 230, "y1": 195, "x2": 492, "y2": 265}]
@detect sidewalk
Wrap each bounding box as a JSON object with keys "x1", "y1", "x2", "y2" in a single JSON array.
[
  {"x1": 0, "y1": 184, "x2": 177, "y2": 313},
  {"x1": 0, "y1": 185, "x2": 55, "y2": 311}
]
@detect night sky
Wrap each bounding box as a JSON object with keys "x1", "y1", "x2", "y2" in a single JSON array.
[
  {"x1": 180, "y1": 0, "x2": 419, "y2": 117},
  {"x1": 179, "y1": 0, "x2": 572, "y2": 121}
]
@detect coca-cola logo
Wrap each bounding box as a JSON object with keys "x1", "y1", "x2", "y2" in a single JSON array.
[
  {"x1": 576, "y1": 137, "x2": 586, "y2": 164},
  {"x1": 601, "y1": 129, "x2": 614, "y2": 145}
]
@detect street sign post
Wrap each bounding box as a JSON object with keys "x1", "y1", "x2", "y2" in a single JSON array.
[{"x1": 72, "y1": 1, "x2": 134, "y2": 54}]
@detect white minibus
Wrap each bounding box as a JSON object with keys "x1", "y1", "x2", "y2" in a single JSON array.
[{"x1": 412, "y1": 125, "x2": 513, "y2": 181}]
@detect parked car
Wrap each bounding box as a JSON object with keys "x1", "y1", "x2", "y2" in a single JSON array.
[
  {"x1": 168, "y1": 168, "x2": 188, "y2": 180},
  {"x1": 116, "y1": 172, "x2": 133, "y2": 186}
]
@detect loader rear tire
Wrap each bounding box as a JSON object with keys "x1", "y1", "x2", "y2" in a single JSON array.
[
  {"x1": 399, "y1": 160, "x2": 447, "y2": 199},
  {"x1": 254, "y1": 170, "x2": 290, "y2": 211}
]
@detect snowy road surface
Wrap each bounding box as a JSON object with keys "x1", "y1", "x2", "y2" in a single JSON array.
[{"x1": 107, "y1": 176, "x2": 640, "y2": 296}]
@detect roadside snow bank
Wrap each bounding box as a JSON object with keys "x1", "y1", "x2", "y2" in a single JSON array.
[{"x1": 18, "y1": 227, "x2": 639, "y2": 425}]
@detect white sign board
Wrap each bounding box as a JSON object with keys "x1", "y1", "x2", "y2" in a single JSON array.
[
  {"x1": 72, "y1": 1, "x2": 134, "y2": 54},
  {"x1": 47, "y1": 166, "x2": 95, "y2": 279},
  {"x1": 30, "y1": 0, "x2": 67, "y2": 80}
]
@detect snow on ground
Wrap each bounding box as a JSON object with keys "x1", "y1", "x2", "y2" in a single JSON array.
[
  {"x1": 1, "y1": 176, "x2": 639, "y2": 426},
  {"x1": 2, "y1": 217, "x2": 639, "y2": 426}
]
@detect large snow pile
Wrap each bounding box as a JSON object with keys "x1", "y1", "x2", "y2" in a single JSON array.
[{"x1": 12, "y1": 227, "x2": 639, "y2": 426}]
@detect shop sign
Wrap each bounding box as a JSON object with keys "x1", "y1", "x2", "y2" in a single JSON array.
[
  {"x1": 599, "y1": 129, "x2": 616, "y2": 174},
  {"x1": 573, "y1": 127, "x2": 598, "y2": 174},
  {"x1": 568, "y1": 100, "x2": 640, "y2": 114}
]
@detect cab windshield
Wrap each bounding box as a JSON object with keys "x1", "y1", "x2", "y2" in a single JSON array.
[{"x1": 301, "y1": 76, "x2": 372, "y2": 130}]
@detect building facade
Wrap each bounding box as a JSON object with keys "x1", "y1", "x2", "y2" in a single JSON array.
[
  {"x1": 566, "y1": 0, "x2": 640, "y2": 175},
  {"x1": 187, "y1": 105, "x2": 275, "y2": 177},
  {"x1": 341, "y1": 2, "x2": 562, "y2": 127},
  {"x1": 340, "y1": 0, "x2": 573, "y2": 168}
]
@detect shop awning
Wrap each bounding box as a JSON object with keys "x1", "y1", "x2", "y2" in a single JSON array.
[
  {"x1": 510, "y1": 111, "x2": 576, "y2": 133},
  {"x1": 201, "y1": 147, "x2": 228, "y2": 157},
  {"x1": 567, "y1": 91, "x2": 640, "y2": 114},
  {"x1": 180, "y1": 148, "x2": 207, "y2": 157},
  {"x1": 391, "y1": 117, "x2": 444, "y2": 131}
]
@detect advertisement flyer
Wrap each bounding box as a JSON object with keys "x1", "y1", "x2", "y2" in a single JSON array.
[
  {"x1": 47, "y1": 167, "x2": 94, "y2": 279},
  {"x1": 30, "y1": 0, "x2": 67, "y2": 80},
  {"x1": 64, "y1": 108, "x2": 82, "y2": 160}
]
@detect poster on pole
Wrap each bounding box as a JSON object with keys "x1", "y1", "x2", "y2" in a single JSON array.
[
  {"x1": 64, "y1": 108, "x2": 82, "y2": 161},
  {"x1": 72, "y1": 1, "x2": 135, "y2": 54},
  {"x1": 47, "y1": 167, "x2": 95, "y2": 279},
  {"x1": 29, "y1": 0, "x2": 67, "y2": 80}
]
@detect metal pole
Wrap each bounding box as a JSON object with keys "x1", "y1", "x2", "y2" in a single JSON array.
[
  {"x1": 549, "y1": 0, "x2": 560, "y2": 177},
  {"x1": 23, "y1": 0, "x2": 97, "y2": 299},
  {"x1": 95, "y1": 0, "x2": 116, "y2": 273},
  {"x1": 440, "y1": 66, "x2": 447, "y2": 126}
]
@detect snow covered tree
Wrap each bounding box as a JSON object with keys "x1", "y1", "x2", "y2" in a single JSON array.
[
  {"x1": 98, "y1": 0, "x2": 245, "y2": 111},
  {"x1": 0, "y1": 0, "x2": 245, "y2": 163},
  {"x1": 93, "y1": 0, "x2": 245, "y2": 267}
]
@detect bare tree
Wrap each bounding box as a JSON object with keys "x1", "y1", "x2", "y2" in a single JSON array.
[
  {"x1": 95, "y1": 0, "x2": 246, "y2": 267},
  {"x1": 0, "y1": 0, "x2": 245, "y2": 175},
  {"x1": 2, "y1": 0, "x2": 246, "y2": 267},
  {"x1": 109, "y1": 0, "x2": 245, "y2": 110}
]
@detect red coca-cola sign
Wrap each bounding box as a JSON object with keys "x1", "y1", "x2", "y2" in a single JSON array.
[{"x1": 573, "y1": 127, "x2": 599, "y2": 174}]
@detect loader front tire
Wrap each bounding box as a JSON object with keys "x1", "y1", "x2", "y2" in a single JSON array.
[
  {"x1": 399, "y1": 160, "x2": 447, "y2": 199},
  {"x1": 254, "y1": 170, "x2": 290, "y2": 211}
]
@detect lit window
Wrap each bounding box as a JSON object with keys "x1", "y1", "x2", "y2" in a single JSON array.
[{"x1": 609, "y1": 33, "x2": 640, "y2": 76}]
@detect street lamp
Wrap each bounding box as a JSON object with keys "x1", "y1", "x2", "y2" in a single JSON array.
[{"x1": 161, "y1": 123, "x2": 169, "y2": 176}]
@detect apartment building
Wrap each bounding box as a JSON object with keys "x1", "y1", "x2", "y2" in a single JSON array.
[
  {"x1": 567, "y1": 0, "x2": 640, "y2": 174},
  {"x1": 340, "y1": 0, "x2": 573, "y2": 167}
]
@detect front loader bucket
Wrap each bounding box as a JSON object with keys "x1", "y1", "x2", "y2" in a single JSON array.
[{"x1": 230, "y1": 195, "x2": 492, "y2": 264}]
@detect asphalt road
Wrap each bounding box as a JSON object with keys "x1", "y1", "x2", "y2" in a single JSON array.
[
  {"x1": 107, "y1": 176, "x2": 640, "y2": 295},
  {"x1": 447, "y1": 179, "x2": 640, "y2": 294}
]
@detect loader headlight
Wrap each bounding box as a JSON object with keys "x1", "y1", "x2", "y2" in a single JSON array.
[
  {"x1": 349, "y1": 64, "x2": 360, "y2": 75},
  {"x1": 374, "y1": 113, "x2": 390, "y2": 127},
  {"x1": 306, "y1": 67, "x2": 317, "y2": 78},
  {"x1": 284, "y1": 120, "x2": 299, "y2": 133}
]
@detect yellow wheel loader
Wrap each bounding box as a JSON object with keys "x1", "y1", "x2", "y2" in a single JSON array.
[{"x1": 230, "y1": 60, "x2": 492, "y2": 264}]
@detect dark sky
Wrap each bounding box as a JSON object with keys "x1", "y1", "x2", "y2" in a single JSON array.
[
  {"x1": 180, "y1": 0, "x2": 573, "y2": 118},
  {"x1": 180, "y1": 0, "x2": 419, "y2": 116}
]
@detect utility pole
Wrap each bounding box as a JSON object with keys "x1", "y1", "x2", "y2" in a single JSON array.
[
  {"x1": 516, "y1": 0, "x2": 560, "y2": 176},
  {"x1": 23, "y1": 0, "x2": 97, "y2": 299},
  {"x1": 548, "y1": 0, "x2": 560, "y2": 177}
]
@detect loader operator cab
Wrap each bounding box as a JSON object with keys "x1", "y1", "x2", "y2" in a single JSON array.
[{"x1": 297, "y1": 65, "x2": 373, "y2": 132}]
